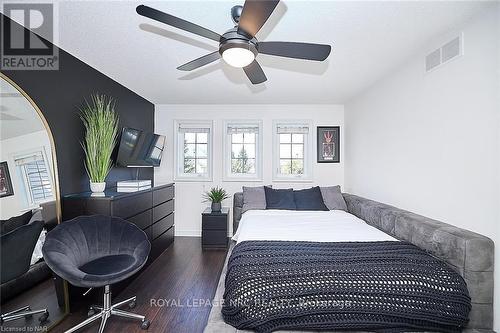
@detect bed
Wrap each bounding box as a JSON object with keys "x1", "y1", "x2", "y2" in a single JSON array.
[{"x1": 204, "y1": 192, "x2": 494, "y2": 333}]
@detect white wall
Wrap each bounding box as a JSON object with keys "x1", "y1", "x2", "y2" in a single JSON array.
[
  {"x1": 155, "y1": 104, "x2": 344, "y2": 236},
  {"x1": 0, "y1": 130, "x2": 53, "y2": 219},
  {"x1": 345, "y1": 6, "x2": 500, "y2": 330}
]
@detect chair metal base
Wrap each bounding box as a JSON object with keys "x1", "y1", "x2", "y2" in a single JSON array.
[
  {"x1": 0, "y1": 305, "x2": 49, "y2": 323},
  {"x1": 64, "y1": 285, "x2": 150, "y2": 333}
]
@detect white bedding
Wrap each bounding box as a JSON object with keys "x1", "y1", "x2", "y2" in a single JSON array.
[
  {"x1": 232, "y1": 209, "x2": 397, "y2": 243},
  {"x1": 30, "y1": 228, "x2": 46, "y2": 265}
]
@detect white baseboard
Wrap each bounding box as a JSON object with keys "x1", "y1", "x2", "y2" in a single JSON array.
[
  {"x1": 175, "y1": 229, "x2": 201, "y2": 237},
  {"x1": 174, "y1": 229, "x2": 234, "y2": 238}
]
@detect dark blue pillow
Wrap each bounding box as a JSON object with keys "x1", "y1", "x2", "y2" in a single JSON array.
[
  {"x1": 264, "y1": 187, "x2": 296, "y2": 210},
  {"x1": 294, "y1": 187, "x2": 328, "y2": 211}
]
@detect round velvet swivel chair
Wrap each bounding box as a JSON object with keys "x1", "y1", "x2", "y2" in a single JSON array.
[{"x1": 42, "y1": 215, "x2": 151, "y2": 333}]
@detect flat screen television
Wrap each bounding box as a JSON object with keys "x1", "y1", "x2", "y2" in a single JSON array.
[{"x1": 116, "y1": 127, "x2": 166, "y2": 167}]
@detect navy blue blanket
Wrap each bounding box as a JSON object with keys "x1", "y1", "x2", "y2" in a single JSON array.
[{"x1": 222, "y1": 241, "x2": 470, "y2": 333}]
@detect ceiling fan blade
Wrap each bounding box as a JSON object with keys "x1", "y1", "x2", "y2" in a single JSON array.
[
  {"x1": 136, "y1": 5, "x2": 222, "y2": 43},
  {"x1": 238, "y1": 0, "x2": 280, "y2": 38},
  {"x1": 243, "y1": 60, "x2": 267, "y2": 84},
  {"x1": 258, "y1": 41, "x2": 331, "y2": 61},
  {"x1": 177, "y1": 51, "x2": 220, "y2": 71}
]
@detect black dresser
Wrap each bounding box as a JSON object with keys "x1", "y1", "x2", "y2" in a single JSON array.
[
  {"x1": 202, "y1": 207, "x2": 229, "y2": 249},
  {"x1": 63, "y1": 183, "x2": 175, "y2": 260}
]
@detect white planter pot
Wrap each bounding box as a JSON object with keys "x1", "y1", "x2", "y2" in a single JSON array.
[{"x1": 90, "y1": 182, "x2": 106, "y2": 193}]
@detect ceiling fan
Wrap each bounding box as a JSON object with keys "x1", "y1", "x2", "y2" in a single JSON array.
[{"x1": 136, "y1": 0, "x2": 331, "y2": 84}]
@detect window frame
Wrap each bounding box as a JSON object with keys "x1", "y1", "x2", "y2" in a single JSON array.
[
  {"x1": 223, "y1": 120, "x2": 263, "y2": 182},
  {"x1": 174, "y1": 120, "x2": 213, "y2": 182},
  {"x1": 272, "y1": 120, "x2": 313, "y2": 182}
]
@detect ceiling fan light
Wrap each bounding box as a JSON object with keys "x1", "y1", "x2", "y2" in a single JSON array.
[{"x1": 222, "y1": 47, "x2": 255, "y2": 68}]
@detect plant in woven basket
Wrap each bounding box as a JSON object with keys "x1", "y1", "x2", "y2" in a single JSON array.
[
  {"x1": 80, "y1": 94, "x2": 119, "y2": 192},
  {"x1": 202, "y1": 186, "x2": 229, "y2": 212}
]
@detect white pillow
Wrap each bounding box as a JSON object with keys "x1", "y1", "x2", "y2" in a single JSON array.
[{"x1": 30, "y1": 228, "x2": 46, "y2": 265}]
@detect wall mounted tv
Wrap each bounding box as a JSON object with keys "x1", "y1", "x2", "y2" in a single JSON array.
[{"x1": 116, "y1": 127, "x2": 166, "y2": 167}]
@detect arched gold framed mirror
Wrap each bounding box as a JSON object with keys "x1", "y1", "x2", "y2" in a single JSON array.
[{"x1": 0, "y1": 72, "x2": 69, "y2": 330}]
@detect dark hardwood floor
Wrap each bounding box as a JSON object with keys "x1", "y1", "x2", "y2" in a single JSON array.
[
  {"x1": 52, "y1": 237, "x2": 227, "y2": 333},
  {"x1": 1, "y1": 278, "x2": 65, "y2": 331}
]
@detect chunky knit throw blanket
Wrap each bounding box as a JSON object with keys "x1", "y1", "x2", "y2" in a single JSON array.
[{"x1": 222, "y1": 241, "x2": 471, "y2": 333}]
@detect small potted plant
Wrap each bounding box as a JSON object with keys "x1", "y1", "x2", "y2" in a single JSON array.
[
  {"x1": 80, "y1": 94, "x2": 119, "y2": 193},
  {"x1": 203, "y1": 186, "x2": 229, "y2": 212}
]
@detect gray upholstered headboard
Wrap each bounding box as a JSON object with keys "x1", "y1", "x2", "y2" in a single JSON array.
[
  {"x1": 233, "y1": 192, "x2": 244, "y2": 234},
  {"x1": 232, "y1": 192, "x2": 495, "y2": 331},
  {"x1": 40, "y1": 200, "x2": 58, "y2": 230}
]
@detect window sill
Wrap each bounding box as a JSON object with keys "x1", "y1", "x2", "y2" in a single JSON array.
[
  {"x1": 222, "y1": 177, "x2": 263, "y2": 182},
  {"x1": 174, "y1": 176, "x2": 213, "y2": 182},
  {"x1": 272, "y1": 177, "x2": 313, "y2": 183}
]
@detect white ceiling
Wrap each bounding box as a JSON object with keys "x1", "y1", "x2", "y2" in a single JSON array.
[
  {"x1": 0, "y1": 78, "x2": 45, "y2": 140},
  {"x1": 3, "y1": 1, "x2": 491, "y2": 104}
]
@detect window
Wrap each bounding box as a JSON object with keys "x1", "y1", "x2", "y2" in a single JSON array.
[
  {"x1": 273, "y1": 121, "x2": 312, "y2": 181},
  {"x1": 148, "y1": 135, "x2": 165, "y2": 163},
  {"x1": 14, "y1": 150, "x2": 53, "y2": 206},
  {"x1": 174, "y1": 121, "x2": 213, "y2": 181},
  {"x1": 223, "y1": 121, "x2": 262, "y2": 180}
]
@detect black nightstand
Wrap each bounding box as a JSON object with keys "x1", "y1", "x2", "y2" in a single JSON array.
[{"x1": 202, "y1": 207, "x2": 229, "y2": 249}]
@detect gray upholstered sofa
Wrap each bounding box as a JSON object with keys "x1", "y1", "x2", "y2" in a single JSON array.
[
  {"x1": 231, "y1": 192, "x2": 494, "y2": 332},
  {"x1": 0, "y1": 201, "x2": 58, "y2": 302}
]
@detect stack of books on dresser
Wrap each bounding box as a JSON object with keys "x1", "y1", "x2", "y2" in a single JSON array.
[{"x1": 116, "y1": 180, "x2": 152, "y2": 192}]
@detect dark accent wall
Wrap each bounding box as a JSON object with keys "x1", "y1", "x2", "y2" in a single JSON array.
[{"x1": 1, "y1": 15, "x2": 154, "y2": 196}]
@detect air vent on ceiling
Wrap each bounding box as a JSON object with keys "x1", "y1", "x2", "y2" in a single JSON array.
[
  {"x1": 425, "y1": 34, "x2": 463, "y2": 73},
  {"x1": 425, "y1": 49, "x2": 441, "y2": 72}
]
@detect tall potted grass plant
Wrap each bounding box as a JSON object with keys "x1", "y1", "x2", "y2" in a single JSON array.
[{"x1": 80, "y1": 94, "x2": 119, "y2": 193}]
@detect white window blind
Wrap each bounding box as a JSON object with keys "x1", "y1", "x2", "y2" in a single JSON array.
[
  {"x1": 15, "y1": 151, "x2": 53, "y2": 204},
  {"x1": 276, "y1": 124, "x2": 309, "y2": 134},
  {"x1": 178, "y1": 124, "x2": 210, "y2": 133},
  {"x1": 14, "y1": 151, "x2": 44, "y2": 166},
  {"x1": 226, "y1": 125, "x2": 259, "y2": 135}
]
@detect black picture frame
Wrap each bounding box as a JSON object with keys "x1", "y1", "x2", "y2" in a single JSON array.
[
  {"x1": 0, "y1": 161, "x2": 14, "y2": 198},
  {"x1": 317, "y1": 126, "x2": 340, "y2": 163}
]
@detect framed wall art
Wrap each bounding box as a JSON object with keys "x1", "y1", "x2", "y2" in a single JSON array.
[
  {"x1": 317, "y1": 126, "x2": 340, "y2": 163},
  {"x1": 0, "y1": 161, "x2": 14, "y2": 198}
]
